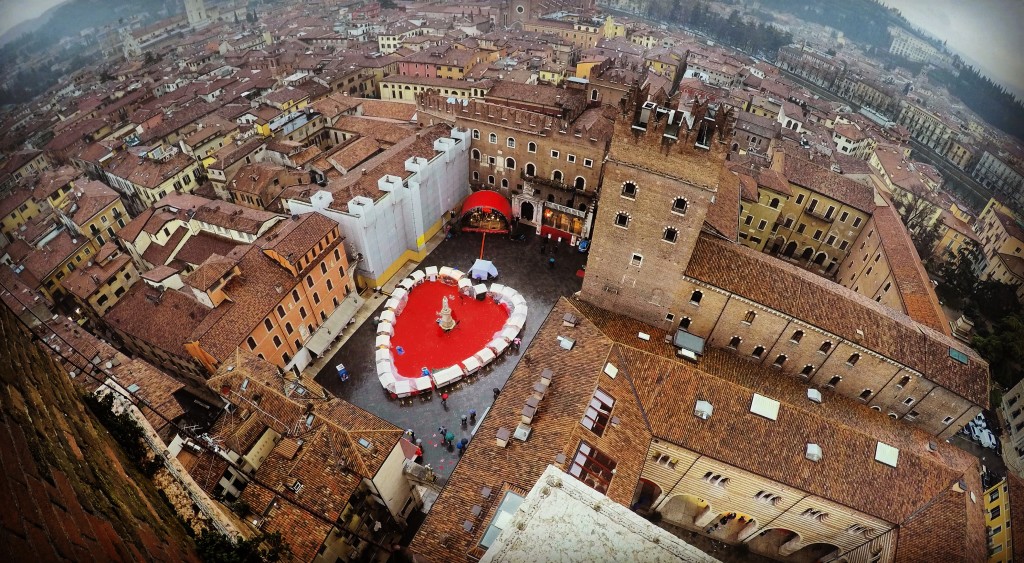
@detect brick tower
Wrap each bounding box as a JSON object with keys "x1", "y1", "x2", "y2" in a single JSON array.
[{"x1": 580, "y1": 84, "x2": 735, "y2": 327}]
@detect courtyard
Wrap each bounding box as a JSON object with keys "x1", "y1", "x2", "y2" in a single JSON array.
[{"x1": 315, "y1": 228, "x2": 588, "y2": 478}]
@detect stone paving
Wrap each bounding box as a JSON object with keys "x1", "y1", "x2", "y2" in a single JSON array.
[{"x1": 314, "y1": 228, "x2": 587, "y2": 478}]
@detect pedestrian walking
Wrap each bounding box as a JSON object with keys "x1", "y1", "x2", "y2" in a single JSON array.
[
  {"x1": 512, "y1": 338, "x2": 521, "y2": 353},
  {"x1": 469, "y1": 409, "x2": 477, "y2": 423},
  {"x1": 493, "y1": 387, "x2": 501, "y2": 399},
  {"x1": 405, "y1": 429, "x2": 416, "y2": 442},
  {"x1": 445, "y1": 431, "x2": 455, "y2": 446},
  {"x1": 461, "y1": 414, "x2": 468, "y2": 427},
  {"x1": 441, "y1": 392, "x2": 449, "y2": 407}
]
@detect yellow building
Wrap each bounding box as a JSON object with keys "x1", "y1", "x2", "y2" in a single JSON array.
[
  {"x1": 61, "y1": 243, "x2": 139, "y2": 318},
  {"x1": 946, "y1": 137, "x2": 976, "y2": 170},
  {"x1": 735, "y1": 168, "x2": 790, "y2": 252},
  {"x1": 0, "y1": 188, "x2": 43, "y2": 241},
  {"x1": 986, "y1": 478, "x2": 1012, "y2": 562},
  {"x1": 602, "y1": 16, "x2": 625, "y2": 39}
]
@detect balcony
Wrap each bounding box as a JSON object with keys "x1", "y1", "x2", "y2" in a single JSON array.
[
  {"x1": 804, "y1": 206, "x2": 835, "y2": 223},
  {"x1": 520, "y1": 170, "x2": 575, "y2": 193}
]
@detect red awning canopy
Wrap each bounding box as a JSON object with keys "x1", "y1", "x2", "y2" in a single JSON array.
[{"x1": 461, "y1": 190, "x2": 512, "y2": 222}]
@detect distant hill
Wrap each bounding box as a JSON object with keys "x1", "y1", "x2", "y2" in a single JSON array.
[{"x1": 0, "y1": 1, "x2": 67, "y2": 47}]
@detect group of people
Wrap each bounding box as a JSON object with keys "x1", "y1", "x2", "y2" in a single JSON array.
[{"x1": 704, "y1": 512, "x2": 746, "y2": 535}]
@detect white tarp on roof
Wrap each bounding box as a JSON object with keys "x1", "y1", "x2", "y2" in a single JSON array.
[
  {"x1": 377, "y1": 321, "x2": 394, "y2": 335},
  {"x1": 380, "y1": 310, "x2": 396, "y2": 324},
  {"x1": 476, "y1": 348, "x2": 496, "y2": 365},
  {"x1": 375, "y1": 334, "x2": 391, "y2": 348},
  {"x1": 470, "y1": 259, "x2": 499, "y2": 280},
  {"x1": 501, "y1": 325, "x2": 521, "y2": 341},
  {"x1": 375, "y1": 348, "x2": 392, "y2": 364},
  {"x1": 411, "y1": 270, "x2": 425, "y2": 284}
]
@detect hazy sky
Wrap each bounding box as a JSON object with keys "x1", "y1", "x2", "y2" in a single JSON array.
[
  {"x1": 883, "y1": 0, "x2": 1024, "y2": 98},
  {"x1": 0, "y1": 0, "x2": 67, "y2": 37},
  {"x1": 0, "y1": 0, "x2": 1021, "y2": 96}
]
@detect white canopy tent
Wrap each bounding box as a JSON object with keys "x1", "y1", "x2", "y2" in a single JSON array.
[
  {"x1": 433, "y1": 365, "x2": 464, "y2": 387},
  {"x1": 470, "y1": 259, "x2": 499, "y2": 280}
]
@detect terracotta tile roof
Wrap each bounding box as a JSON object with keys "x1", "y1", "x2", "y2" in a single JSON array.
[
  {"x1": 116, "y1": 207, "x2": 157, "y2": 244},
  {"x1": 67, "y1": 179, "x2": 119, "y2": 225},
  {"x1": 191, "y1": 198, "x2": 282, "y2": 236},
  {"x1": 61, "y1": 252, "x2": 132, "y2": 300},
  {"x1": 997, "y1": 252, "x2": 1024, "y2": 278},
  {"x1": 20, "y1": 230, "x2": 89, "y2": 280},
  {"x1": 320, "y1": 136, "x2": 381, "y2": 171},
  {"x1": 782, "y1": 152, "x2": 876, "y2": 212},
  {"x1": 358, "y1": 99, "x2": 418, "y2": 122},
  {"x1": 141, "y1": 264, "x2": 179, "y2": 283},
  {"x1": 256, "y1": 212, "x2": 337, "y2": 267},
  {"x1": 184, "y1": 254, "x2": 237, "y2": 292},
  {"x1": 413, "y1": 297, "x2": 985, "y2": 561},
  {"x1": 32, "y1": 166, "x2": 81, "y2": 201},
  {"x1": 111, "y1": 357, "x2": 186, "y2": 434},
  {"x1": 142, "y1": 227, "x2": 188, "y2": 266},
  {"x1": 410, "y1": 301, "x2": 628, "y2": 561},
  {"x1": 103, "y1": 283, "x2": 209, "y2": 363},
  {"x1": 754, "y1": 168, "x2": 792, "y2": 196},
  {"x1": 173, "y1": 231, "x2": 241, "y2": 267},
  {"x1": 1008, "y1": 474, "x2": 1024, "y2": 562},
  {"x1": 872, "y1": 201, "x2": 951, "y2": 335},
  {"x1": 204, "y1": 352, "x2": 402, "y2": 562},
  {"x1": 310, "y1": 93, "x2": 362, "y2": 121},
  {"x1": 684, "y1": 235, "x2": 988, "y2": 407},
  {"x1": 704, "y1": 167, "x2": 739, "y2": 239},
  {"x1": 332, "y1": 115, "x2": 416, "y2": 146},
  {"x1": 994, "y1": 208, "x2": 1024, "y2": 243},
  {"x1": 289, "y1": 125, "x2": 448, "y2": 206},
  {"x1": 736, "y1": 171, "x2": 758, "y2": 202}
]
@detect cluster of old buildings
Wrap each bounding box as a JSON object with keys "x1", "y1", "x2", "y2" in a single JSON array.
[{"x1": 1, "y1": 0, "x2": 1023, "y2": 561}]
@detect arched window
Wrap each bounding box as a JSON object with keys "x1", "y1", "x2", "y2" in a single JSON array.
[
  {"x1": 663, "y1": 227, "x2": 678, "y2": 243},
  {"x1": 690, "y1": 290, "x2": 703, "y2": 304},
  {"x1": 769, "y1": 197, "x2": 780, "y2": 209},
  {"x1": 826, "y1": 375, "x2": 841, "y2": 387},
  {"x1": 525, "y1": 162, "x2": 536, "y2": 176},
  {"x1": 847, "y1": 353, "x2": 860, "y2": 366},
  {"x1": 505, "y1": 157, "x2": 516, "y2": 169},
  {"x1": 614, "y1": 212, "x2": 629, "y2": 228},
  {"x1": 552, "y1": 170, "x2": 563, "y2": 183},
  {"x1": 591, "y1": 89, "x2": 598, "y2": 101},
  {"x1": 819, "y1": 341, "x2": 832, "y2": 354},
  {"x1": 264, "y1": 318, "x2": 273, "y2": 331},
  {"x1": 621, "y1": 182, "x2": 637, "y2": 198},
  {"x1": 801, "y1": 364, "x2": 814, "y2": 376},
  {"x1": 472, "y1": 171, "x2": 479, "y2": 180},
  {"x1": 528, "y1": 141, "x2": 537, "y2": 153},
  {"x1": 672, "y1": 197, "x2": 687, "y2": 214},
  {"x1": 472, "y1": 129, "x2": 480, "y2": 139},
  {"x1": 471, "y1": 148, "x2": 480, "y2": 160},
  {"x1": 507, "y1": 137, "x2": 516, "y2": 148},
  {"x1": 752, "y1": 345, "x2": 765, "y2": 358},
  {"x1": 501, "y1": 178, "x2": 509, "y2": 188},
  {"x1": 743, "y1": 310, "x2": 756, "y2": 324},
  {"x1": 487, "y1": 175, "x2": 495, "y2": 185},
  {"x1": 773, "y1": 355, "x2": 787, "y2": 367},
  {"x1": 488, "y1": 132, "x2": 497, "y2": 143},
  {"x1": 574, "y1": 176, "x2": 585, "y2": 190},
  {"x1": 790, "y1": 330, "x2": 803, "y2": 343},
  {"x1": 247, "y1": 336, "x2": 257, "y2": 350},
  {"x1": 728, "y1": 336, "x2": 741, "y2": 349}
]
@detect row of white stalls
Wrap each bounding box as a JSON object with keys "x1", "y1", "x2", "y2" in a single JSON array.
[{"x1": 374, "y1": 266, "x2": 527, "y2": 398}]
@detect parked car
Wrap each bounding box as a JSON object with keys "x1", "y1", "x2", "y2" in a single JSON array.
[{"x1": 980, "y1": 430, "x2": 997, "y2": 450}]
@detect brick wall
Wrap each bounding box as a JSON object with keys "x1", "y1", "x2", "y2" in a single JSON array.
[{"x1": 0, "y1": 304, "x2": 198, "y2": 561}]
